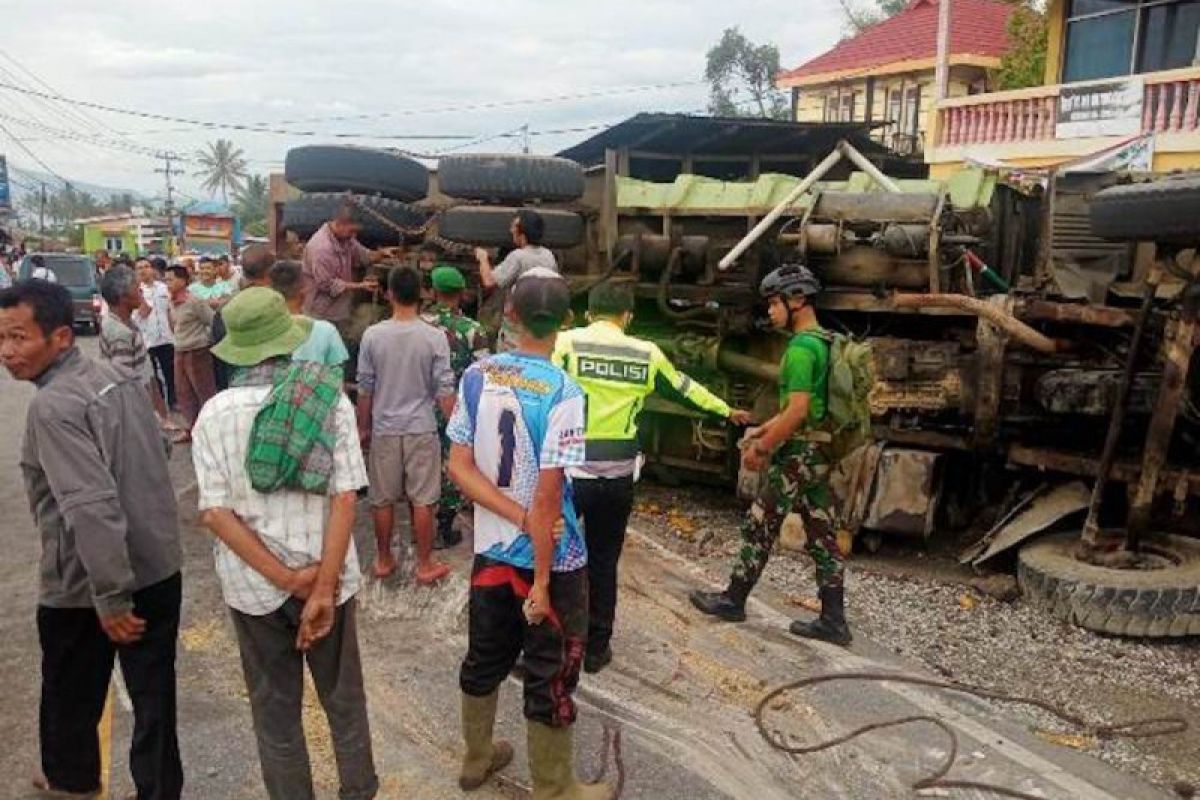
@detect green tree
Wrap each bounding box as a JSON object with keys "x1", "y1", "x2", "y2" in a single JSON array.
[
  {"x1": 233, "y1": 174, "x2": 269, "y2": 237},
  {"x1": 194, "y1": 139, "x2": 248, "y2": 205},
  {"x1": 836, "y1": 0, "x2": 1048, "y2": 90},
  {"x1": 837, "y1": 0, "x2": 904, "y2": 34},
  {"x1": 705, "y1": 27, "x2": 790, "y2": 119},
  {"x1": 105, "y1": 192, "x2": 136, "y2": 213},
  {"x1": 995, "y1": 4, "x2": 1047, "y2": 89}
]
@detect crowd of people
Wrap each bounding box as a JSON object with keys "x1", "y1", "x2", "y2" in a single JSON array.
[{"x1": 0, "y1": 199, "x2": 851, "y2": 800}]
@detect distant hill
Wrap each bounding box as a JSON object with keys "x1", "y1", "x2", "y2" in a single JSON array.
[{"x1": 6, "y1": 167, "x2": 150, "y2": 203}]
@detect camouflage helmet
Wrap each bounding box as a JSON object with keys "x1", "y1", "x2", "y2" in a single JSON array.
[{"x1": 759, "y1": 263, "x2": 821, "y2": 299}]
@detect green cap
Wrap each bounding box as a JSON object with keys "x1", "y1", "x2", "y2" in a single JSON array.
[
  {"x1": 211, "y1": 286, "x2": 312, "y2": 367},
  {"x1": 431, "y1": 265, "x2": 466, "y2": 292}
]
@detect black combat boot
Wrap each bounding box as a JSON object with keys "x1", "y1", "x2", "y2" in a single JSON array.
[
  {"x1": 434, "y1": 508, "x2": 463, "y2": 550},
  {"x1": 789, "y1": 585, "x2": 852, "y2": 646},
  {"x1": 583, "y1": 645, "x2": 613, "y2": 675},
  {"x1": 688, "y1": 582, "x2": 748, "y2": 622}
]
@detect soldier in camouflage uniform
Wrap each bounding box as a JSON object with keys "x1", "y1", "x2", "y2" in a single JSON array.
[
  {"x1": 690, "y1": 264, "x2": 851, "y2": 646},
  {"x1": 423, "y1": 265, "x2": 489, "y2": 547}
]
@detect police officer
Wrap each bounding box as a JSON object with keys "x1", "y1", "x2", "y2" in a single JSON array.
[
  {"x1": 422, "y1": 265, "x2": 489, "y2": 547},
  {"x1": 555, "y1": 281, "x2": 752, "y2": 673},
  {"x1": 690, "y1": 264, "x2": 852, "y2": 646}
]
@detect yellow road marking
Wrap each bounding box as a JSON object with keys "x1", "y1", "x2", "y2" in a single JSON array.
[{"x1": 99, "y1": 683, "x2": 113, "y2": 799}]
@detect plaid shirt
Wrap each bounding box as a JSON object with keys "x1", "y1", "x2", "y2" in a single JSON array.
[{"x1": 192, "y1": 386, "x2": 368, "y2": 615}]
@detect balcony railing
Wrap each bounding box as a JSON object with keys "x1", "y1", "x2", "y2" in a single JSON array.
[{"x1": 934, "y1": 66, "x2": 1200, "y2": 148}]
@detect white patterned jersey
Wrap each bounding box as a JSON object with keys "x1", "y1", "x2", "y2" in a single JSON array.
[{"x1": 446, "y1": 352, "x2": 587, "y2": 571}]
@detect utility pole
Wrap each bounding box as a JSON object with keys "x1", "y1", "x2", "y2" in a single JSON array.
[
  {"x1": 521, "y1": 124, "x2": 531, "y2": 154},
  {"x1": 38, "y1": 181, "x2": 46, "y2": 235},
  {"x1": 155, "y1": 152, "x2": 184, "y2": 255},
  {"x1": 934, "y1": 0, "x2": 952, "y2": 103}
]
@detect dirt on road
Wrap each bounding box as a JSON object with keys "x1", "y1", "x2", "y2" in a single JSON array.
[
  {"x1": 0, "y1": 343, "x2": 1192, "y2": 800},
  {"x1": 631, "y1": 483, "x2": 1200, "y2": 799}
]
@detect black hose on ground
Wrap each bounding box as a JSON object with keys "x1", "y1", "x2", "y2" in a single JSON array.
[{"x1": 754, "y1": 671, "x2": 1187, "y2": 800}]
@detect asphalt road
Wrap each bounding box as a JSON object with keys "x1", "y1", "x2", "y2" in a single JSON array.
[{"x1": 0, "y1": 339, "x2": 1173, "y2": 799}]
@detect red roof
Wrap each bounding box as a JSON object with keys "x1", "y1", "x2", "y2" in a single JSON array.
[{"x1": 778, "y1": 0, "x2": 1015, "y2": 84}]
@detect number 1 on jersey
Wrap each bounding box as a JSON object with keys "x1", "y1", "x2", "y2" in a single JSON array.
[{"x1": 497, "y1": 409, "x2": 517, "y2": 488}]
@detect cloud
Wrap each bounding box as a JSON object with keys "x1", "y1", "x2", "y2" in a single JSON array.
[
  {"x1": 0, "y1": 0, "x2": 847, "y2": 195},
  {"x1": 89, "y1": 45, "x2": 255, "y2": 80}
]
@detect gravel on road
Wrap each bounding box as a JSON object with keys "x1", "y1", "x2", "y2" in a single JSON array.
[{"x1": 630, "y1": 484, "x2": 1200, "y2": 798}]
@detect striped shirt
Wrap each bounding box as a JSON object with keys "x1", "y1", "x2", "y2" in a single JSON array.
[{"x1": 99, "y1": 314, "x2": 153, "y2": 385}]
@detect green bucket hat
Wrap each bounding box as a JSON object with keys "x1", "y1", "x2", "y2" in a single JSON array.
[
  {"x1": 431, "y1": 264, "x2": 466, "y2": 292},
  {"x1": 212, "y1": 287, "x2": 312, "y2": 367}
]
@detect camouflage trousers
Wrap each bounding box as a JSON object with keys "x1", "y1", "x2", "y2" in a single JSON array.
[
  {"x1": 729, "y1": 442, "x2": 844, "y2": 601},
  {"x1": 438, "y1": 415, "x2": 464, "y2": 517}
]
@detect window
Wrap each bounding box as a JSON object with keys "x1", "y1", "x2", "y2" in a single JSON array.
[
  {"x1": 104, "y1": 237, "x2": 124, "y2": 252},
  {"x1": 904, "y1": 87, "x2": 921, "y2": 137},
  {"x1": 1063, "y1": 0, "x2": 1200, "y2": 83},
  {"x1": 823, "y1": 90, "x2": 857, "y2": 122},
  {"x1": 1138, "y1": 1, "x2": 1200, "y2": 72},
  {"x1": 840, "y1": 92, "x2": 856, "y2": 121}
]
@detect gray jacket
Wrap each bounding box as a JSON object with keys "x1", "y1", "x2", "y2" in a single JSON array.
[{"x1": 20, "y1": 347, "x2": 181, "y2": 615}]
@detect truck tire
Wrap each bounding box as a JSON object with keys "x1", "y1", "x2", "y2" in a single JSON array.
[
  {"x1": 438, "y1": 154, "x2": 585, "y2": 202},
  {"x1": 285, "y1": 145, "x2": 429, "y2": 202},
  {"x1": 1018, "y1": 531, "x2": 1200, "y2": 637},
  {"x1": 282, "y1": 193, "x2": 429, "y2": 247},
  {"x1": 437, "y1": 206, "x2": 585, "y2": 249},
  {"x1": 1090, "y1": 176, "x2": 1200, "y2": 244}
]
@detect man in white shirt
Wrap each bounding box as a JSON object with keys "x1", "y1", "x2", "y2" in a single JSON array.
[
  {"x1": 192, "y1": 289, "x2": 377, "y2": 800},
  {"x1": 30, "y1": 255, "x2": 58, "y2": 283},
  {"x1": 136, "y1": 258, "x2": 176, "y2": 409},
  {"x1": 474, "y1": 210, "x2": 559, "y2": 352}
]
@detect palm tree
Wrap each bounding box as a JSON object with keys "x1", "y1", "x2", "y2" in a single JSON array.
[
  {"x1": 233, "y1": 175, "x2": 269, "y2": 236},
  {"x1": 194, "y1": 139, "x2": 248, "y2": 205}
]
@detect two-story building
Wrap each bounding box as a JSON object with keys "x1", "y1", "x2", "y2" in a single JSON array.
[
  {"x1": 926, "y1": 0, "x2": 1200, "y2": 177},
  {"x1": 777, "y1": 0, "x2": 1017, "y2": 156}
]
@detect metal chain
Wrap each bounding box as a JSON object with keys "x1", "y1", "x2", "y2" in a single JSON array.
[{"x1": 341, "y1": 192, "x2": 477, "y2": 256}]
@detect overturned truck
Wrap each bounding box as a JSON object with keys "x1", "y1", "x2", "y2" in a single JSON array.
[
  {"x1": 272, "y1": 117, "x2": 1200, "y2": 637},
  {"x1": 589, "y1": 154, "x2": 1200, "y2": 640}
]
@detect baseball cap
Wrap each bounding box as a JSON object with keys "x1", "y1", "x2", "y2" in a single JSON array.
[
  {"x1": 431, "y1": 265, "x2": 466, "y2": 292},
  {"x1": 509, "y1": 267, "x2": 570, "y2": 338}
]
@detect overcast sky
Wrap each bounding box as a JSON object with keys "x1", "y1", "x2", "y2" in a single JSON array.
[{"x1": 0, "y1": 0, "x2": 846, "y2": 200}]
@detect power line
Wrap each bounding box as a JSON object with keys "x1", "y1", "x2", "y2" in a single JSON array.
[
  {"x1": 0, "y1": 111, "x2": 186, "y2": 161},
  {"x1": 0, "y1": 80, "x2": 480, "y2": 140},
  {"x1": 120, "y1": 80, "x2": 704, "y2": 135},
  {"x1": 0, "y1": 61, "x2": 104, "y2": 145},
  {"x1": 249, "y1": 80, "x2": 703, "y2": 126},
  {"x1": 0, "y1": 79, "x2": 703, "y2": 141},
  {"x1": 0, "y1": 50, "x2": 137, "y2": 143},
  {"x1": 0, "y1": 59, "x2": 120, "y2": 168},
  {"x1": 0, "y1": 117, "x2": 67, "y2": 185}
]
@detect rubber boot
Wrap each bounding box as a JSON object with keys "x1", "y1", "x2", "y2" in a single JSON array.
[
  {"x1": 459, "y1": 692, "x2": 514, "y2": 791},
  {"x1": 688, "y1": 582, "x2": 748, "y2": 622},
  {"x1": 527, "y1": 721, "x2": 615, "y2": 800},
  {"x1": 583, "y1": 644, "x2": 612, "y2": 675},
  {"x1": 789, "y1": 585, "x2": 852, "y2": 646},
  {"x1": 434, "y1": 508, "x2": 462, "y2": 550}
]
